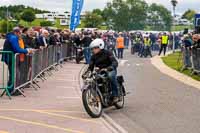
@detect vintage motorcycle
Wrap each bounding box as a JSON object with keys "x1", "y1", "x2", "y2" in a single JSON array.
[
  {"x1": 81, "y1": 68, "x2": 126, "y2": 118},
  {"x1": 75, "y1": 46, "x2": 84, "y2": 64}
]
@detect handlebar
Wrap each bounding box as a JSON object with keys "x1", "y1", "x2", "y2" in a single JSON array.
[{"x1": 82, "y1": 67, "x2": 113, "y2": 80}]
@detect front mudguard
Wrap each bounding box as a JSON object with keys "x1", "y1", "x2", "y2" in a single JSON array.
[{"x1": 81, "y1": 84, "x2": 89, "y2": 92}]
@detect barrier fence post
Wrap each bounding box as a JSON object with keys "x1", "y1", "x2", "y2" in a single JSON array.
[
  {"x1": 0, "y1": 51, "x2": 15, "y2": 99},
  {"x1": 188, "y1": 48, "x2": 200, "y2": 75}
]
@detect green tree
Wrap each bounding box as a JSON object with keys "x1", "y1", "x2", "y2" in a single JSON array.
[
  {"x1": 148, "y1": 3, "x2": 172, "y2": 31},
  {"x1": 82, "y1": 11, "x2": 103, "y2": 28},
  {"x1": 92, "y1": 9, "x2": 103, "y2": 16},
  {"x1": 103, "y1": 0, "x2": 148, "y2": 31},
  {"x1": 182, "y1": 9, "x2": 196, "y2": 21},
  {"x1": 40, "y1": 21, "x2": 53, "y2": 27},
  {"x1": 21, "y1": 9, "x2": 36, "y2": 24},
  {"x1": 0, "y1": 5, "x2": 49, "y2": 20},
  {"x1": 0, "y1": 20, "x2": 14, "y2": 33}
]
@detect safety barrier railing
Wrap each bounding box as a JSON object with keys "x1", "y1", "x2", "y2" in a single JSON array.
[
  {"x1": 0, "y1": 51, "x2": 15, "y2": 99},
  {"x1": 191, "y1": 48, "x2": 200, "y2": 74},
  {"x1": 0, "y1": 42, "x2": 74, "y2": 99},
  {"x1": 181, "y1": 47, "x2": 200, "y2": 75}
]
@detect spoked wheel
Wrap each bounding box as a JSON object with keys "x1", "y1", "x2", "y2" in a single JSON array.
[
  {"x1": 114, "y1": 85, "x2": 125, "y2": 109},
  {"x1": 114, "y1": 95, "x2": 125, "y2": 109},
  {"x1": 82, "y1": 89, "x2": 103, "y2": 118}
]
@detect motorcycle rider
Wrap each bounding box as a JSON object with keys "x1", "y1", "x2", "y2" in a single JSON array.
[{"x1": 86, "y1": 38, "x2": 119, "y2": 102}]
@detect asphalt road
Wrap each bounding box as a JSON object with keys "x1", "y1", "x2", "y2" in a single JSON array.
[
  {"x1": 0, "y1": 63, "x2": 112, "y2": 133},
  {"x1": 105, "y1": 50, "x2": 200, "y2": 133}
]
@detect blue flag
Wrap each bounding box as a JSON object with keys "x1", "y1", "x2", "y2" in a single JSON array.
[{"x1": 70, "y1": 0, "x2": 84, "y2": 31}]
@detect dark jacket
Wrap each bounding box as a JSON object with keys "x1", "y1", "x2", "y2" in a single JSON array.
[
  {"x1": 88, "y1": 50, "x2": 118, "y2": 71},
  {"x1": 36, "y1": 36, "x2": 48, "y2": 47},
  {"x1": 81, "y1": 36, "x2": 92, "y2": 47},
  {"x1": 49, "y1": 35, "x2": 57, "y2": 46},
  {"x1": 22, "y1": 35, "x2": 37, "y2": 49}
]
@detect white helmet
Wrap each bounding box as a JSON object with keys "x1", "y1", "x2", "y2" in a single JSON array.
[{"x1": 90, "y1": 38, "x2": 105, "y2": 49}]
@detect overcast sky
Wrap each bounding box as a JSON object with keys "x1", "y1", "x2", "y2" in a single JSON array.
[{"x1": 0, "y1": 0, "x2": 200, "y2": 14}]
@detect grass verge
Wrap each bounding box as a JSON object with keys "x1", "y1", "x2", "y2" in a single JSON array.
[{"x1": 162, "y1": 52, "x2": 200, "y2": 81}]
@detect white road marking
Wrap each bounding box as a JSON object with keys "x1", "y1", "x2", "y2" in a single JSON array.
[{"x1": 136, "y1": 64, "x2": 141, "y2": 66}]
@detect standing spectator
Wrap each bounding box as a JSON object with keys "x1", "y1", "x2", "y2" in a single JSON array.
[
  {"x1": 159, "y1": 32, "x2": 169, "y2": 56},
  {"x1": 36, "y1": 30, "x2": 49, "y2": 49},
  {"x1": 49, "y1": 30, "x2": 57, "y2": 46},
  {"x1": 116, "y1": 32, "x2": 125, "y2": 59},
  {"x1": 124, "y1": 32, "x2": 130, "y2": 49},
  {"x1": 1, "y1": 27, "x2": 32, "y2": 95},
  {"x1": 143, "y1": 35, "x2": 152, "y2": 58},
  {"x1": 107, "y1": 33, "x2": 117, "y2": 57},
  {"x1": 21, "y1": 27, "x2": 29, "y2": 38},
  {"x1": 168, "y1": 32, "x2": 173, "y2": 50},
  {"x1": 150, "y1": 33, "x2": 156, "y2": 51},
  {"x1": 81, "y1": 32, "x2": 92, "y2": 64},
  {"x1": 182, "y1": 34, "x2": 193, "y2": 70},
  {"x1": 22, "y1": 28, "x2": 37, "y2": 49}
]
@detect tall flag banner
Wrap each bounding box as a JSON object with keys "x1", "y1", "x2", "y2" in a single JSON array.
[{"x1": 70, "y1": 0, "x2": 84, "y2": 31}]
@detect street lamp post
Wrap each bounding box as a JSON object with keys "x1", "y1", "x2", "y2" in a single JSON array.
[
  {"x1": 171, "y1": 0, "x2": 178, "y2": 52},
  {"x1": 6, "y1": 6, "x2": 9, "y2": 33}
]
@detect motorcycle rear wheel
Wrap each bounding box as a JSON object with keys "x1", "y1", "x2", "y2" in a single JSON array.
[
  {"x1": 82, "y1": 89, "x2": 103, "y2": 118},
  {"x1": 114, "y1": 95, "x2": 125, "y2": 109},
  {"x1": 114, "y1": 85, "x2": 125, "y2": 109}
]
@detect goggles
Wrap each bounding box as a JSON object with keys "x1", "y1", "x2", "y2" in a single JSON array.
[{"x1": 91, "y1": 47, "x2": 99, "y2": 50}]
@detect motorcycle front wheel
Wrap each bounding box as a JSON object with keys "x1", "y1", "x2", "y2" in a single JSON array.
[{"x1": 82, "y1": 89, "x2": 103, "y2": 118}]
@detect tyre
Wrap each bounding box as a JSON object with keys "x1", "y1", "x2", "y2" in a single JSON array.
[
  {"x1": 82, "y1": 89, "x2": 103, "y2": 118},
  {"x1": 114, "y1": 95, "x2": 125, "y2": 109},
  {"x1": 76, "y1": 57, "x2": 80, "y2": 64},
  {"x1": 114, "y1": 85, "x2": 125, "y2": 109}
]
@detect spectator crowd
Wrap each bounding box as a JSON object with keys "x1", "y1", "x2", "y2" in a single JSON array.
[{"x1": 1, "y1": 26, "x2": 200, "y2": 96}]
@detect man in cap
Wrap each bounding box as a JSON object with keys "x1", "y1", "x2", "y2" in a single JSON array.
[{"x1": 1, "y1": 27, "x2": 32, "y2": 96}]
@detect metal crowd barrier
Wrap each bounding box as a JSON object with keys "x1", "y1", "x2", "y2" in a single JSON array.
[
  {"x1": 181, "y1": 47, "x2": 200, "y2": 75},
  {"x1": 0, "y1": 51, "x2": 15, "y2": 99},
  {"x1": 191, "y1": 48, "x2": 200, "y2": 74},
  {"x1": 181, "y1": 47, "x2": 192, "y2": 69},
  {"x1": 1, "y1": 43, "x2": 74, "y2": 99}
]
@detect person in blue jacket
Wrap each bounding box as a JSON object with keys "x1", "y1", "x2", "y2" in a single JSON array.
[{"x1": 1, "y1": 27, "x2": 32, "y2": 96}]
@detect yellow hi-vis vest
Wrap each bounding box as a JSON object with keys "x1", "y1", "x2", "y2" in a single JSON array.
[
  {"x1": 144, "y1": 38, "x2": 151, "y2": 46},
  {"x1": 162, "y1": 35, "x2": 168, "y2": 45}
]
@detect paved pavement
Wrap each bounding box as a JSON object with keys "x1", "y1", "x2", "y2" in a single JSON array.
[
  {"x1": 0, "y1": 63, "x2": 113, "y2": 133},
  {"x1": 105, "y1": 50, "x2": 200, "y2": 133}
]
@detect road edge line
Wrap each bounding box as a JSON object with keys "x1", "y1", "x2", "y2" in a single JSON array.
[{"x1": 102, "y1": 113, "x2": 128, "y2": 133}]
